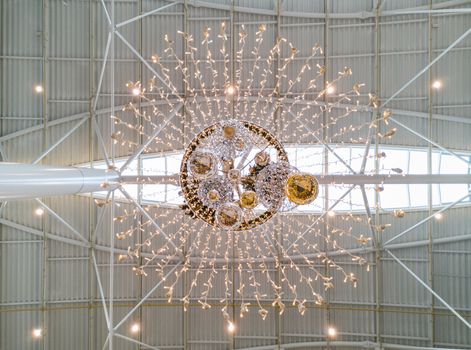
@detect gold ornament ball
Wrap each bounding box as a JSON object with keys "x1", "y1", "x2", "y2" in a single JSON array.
[
  {"x1": 188, "y1": 151, "x2": 217, "y2": 178},
  {"x1": 223, "y1": 125, "x2": 236, "y2": 139},
  {"x1": 285, "y1": 173, "x2": 319, "y2": 205},
  {"x1": 255, "y1": 151, "x2": 270, "y2": 166},
  {"x1": 216, "y1": 203, "x2": 242, "y2": 229},
  {"x1": 207, "y1": 190, "x2": 220, "y2": 202},
  {"x1": 240, "y1": 191, "x2": 258, "y2": 209}
]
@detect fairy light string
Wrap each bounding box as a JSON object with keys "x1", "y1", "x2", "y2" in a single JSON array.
[{"x1": 104, "y1": 24, "x2": 405, "y2": 322}]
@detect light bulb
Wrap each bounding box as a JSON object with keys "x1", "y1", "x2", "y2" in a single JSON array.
[
  {"x1": 227, "y1": 321, "x2": 236, "y2": 333},
  {"x1": 35, "y1": 208, "x2": 44, "y2": 216},
  {"x1": 327, "y1": 210, "x2": 336, "y2": 217},
  {"x1": 225, "y1": 84, "x2": 237, "y2": 96},
  {"x1": 130, "y1": 323, "x2": 140, "y2": 333},
  {"x1": 327, "y1": 326, "x2": 337, "y2": 338},
  {"x1": 432, "y1": 80, "x2": 442, "y2": 90},
  {"x1": 434, "y1": 212, "x2": 443, "y2": 220},
  {"x1": 326, "y1": 85, "x2": 335, "y2": 95},
  {"x1": 32, "y1": 328, "x2": 42, "y2": 338},
  {"x1": 132, "y1": 87, "x2": 141, "y2": 96},
  {"x1": 34, "y1": 85, "x2": 43, "y2": 93}
]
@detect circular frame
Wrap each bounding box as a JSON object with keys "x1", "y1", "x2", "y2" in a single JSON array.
[{"x1": 179, "y1": 120, "x2": 289, "y2": 230}]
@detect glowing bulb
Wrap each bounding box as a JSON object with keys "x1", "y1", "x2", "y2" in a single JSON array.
[
  {"x1": 34, "y1": 85, "x2": 43, "y2": 93},
  {"x1": 227, "y1": 321, "x2": 236, "y2": 333},
  {"x1": 432, "y1": 80, "x2": 442, "y2": 90},
  {"x1": 130, "y1": 323, "x2": 140, "y2": 333},
  {"x1": 434, "y1": 212, "x2": 443, "y2": 220},
  {"x1": 326, "y1": 85, "x2": 335, "y2": 95},
  {"x1": 32, "y1": 328, "x2": 42, "y2": 338},
  {"x1": 327, "y1": 326, "x2": 337, "y2": 338},
  {"x1": 225, "y1": 84, "x2": 237, "y2": 96},
  {"x1": 327, "y1": 210, "x2": 336, "y2": 217},
  {"x1": 132, "y1": 87, "x2": 141, "y2": 96},
  {"x1": 35, "y1": 208, "x2": 44, "y2": 216}
]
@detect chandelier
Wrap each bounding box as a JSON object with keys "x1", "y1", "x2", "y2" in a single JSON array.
[
  {"x1": 115, "y1": 23, "x2": 375, "y2": 324},
  {"x1": 180, "y1": 119, "x2": 319, "y2": 230}
]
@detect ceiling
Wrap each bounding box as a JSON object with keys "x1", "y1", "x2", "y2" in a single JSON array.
[{"x1": 1, "y1": 0, "x2": 471, "y2": 349}]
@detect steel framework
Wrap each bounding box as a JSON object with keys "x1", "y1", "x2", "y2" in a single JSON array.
[{"x1": 0, "y1": 0, "x2": 471, "y2": 349}]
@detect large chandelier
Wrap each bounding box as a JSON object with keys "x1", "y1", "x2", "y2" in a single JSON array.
[
  {"x1": 116, "y1": 23, "x2": 374, "y2": 323},
  {"x1": 180, "y1": 119, "x2": 319, "y2": 230}
]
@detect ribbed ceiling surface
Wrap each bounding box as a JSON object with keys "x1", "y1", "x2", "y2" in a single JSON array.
[{"x1": 1, "y1": 1, "x2": 471, "y2": 349}]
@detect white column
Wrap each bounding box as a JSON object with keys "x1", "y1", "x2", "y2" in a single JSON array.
[{"x1": 0, "y1": 162, "x2": 120, "y2": 200}]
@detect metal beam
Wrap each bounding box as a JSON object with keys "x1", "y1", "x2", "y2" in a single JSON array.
[
  {"x1": 119, "y1": 186, "x2": 181, "y2": 253},
  {"x1": 92, "y1": 251, "x2": 111, "y2": 329},
  {"x1": 285, "y1": 185, "x2": 355, "y2": 254},
  {"x1": 35, "y1": 198, "x2": 88, "y2": 244},
  {"x1": 2, "y1": 217, "x2": 471, "y2": 264},
  {"x1": 114, "y1": 333, "x2": 160, "y2": 349},
  {"x1": 380, "y1": 24, "x2": 471, "y2": 166},
  {"x1": 161, "y1": 0, "x2": 471, "y2": 19},
  {"x1": 388, "y1": 117, "x2": 471, "y2": 165},
  {"x1": 113, "y1": 262, "x2": 182, "y2": 332},
  {"x1": 386, "y1": 250, "x2": 471, "y2": 331},
  {"x1": 114, "y1": 30, "x2": 184, "y2": 101},
  {"x1": 383, "y1": 192, "x2": 471, "y2": 246},
  {"x1": 99, "y1": 0, "x2": 112, "y2": 26},
  {"x1": 3, "y1": 96, "x2": 471, "y2": 145},
  {"x1": 93, "y1": 31, "x2": 112, "y2": 112},
  {"x1": 235, "y1": 340, "x2": 469, "y2": 350},
  {"x1": 120, "y1": 174, "x2": 471, "y2": 185},
  {"x1": 0, "y1": 143, "x2": 7, "y2": 161},
  {"x1": 115, "y1": 2, "x2": 178, "y2": 28},
  {"x1": 33, "y1": 117, "x2": 89, "y2": 164},
  {"x1": 119, "y1": 102, "x2": 183, "y2": 172}
]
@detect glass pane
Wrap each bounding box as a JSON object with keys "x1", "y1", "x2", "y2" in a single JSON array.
[
  {"x1": 440, "y1": 154, "x2": 469, "y2": 174},
  {"x1": 440, "y1": 184, "x2": 469, "y2": 204},
  {"x1": 409, "y1": 184, "x2": 428, "y2": 207},
  {"x1": 380, "y1": 184, "x2": 409, "y2": 209},
  {"x1": 328, "y1": 147, "x2": 352, "y2": 174},
  {"x1": 409, "y1": 151, "x2": 427, "y2": 174},
  {"x1": 379, "y1": 149, "x2": 408, "y2": 175},
  {"x1": 295, "y1": 146, "x2": 324, "y2": 174}
]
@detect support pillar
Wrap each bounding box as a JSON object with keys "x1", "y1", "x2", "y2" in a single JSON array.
[{"x1": 0, "y1": 163, "x2": 119, "y2": 200}]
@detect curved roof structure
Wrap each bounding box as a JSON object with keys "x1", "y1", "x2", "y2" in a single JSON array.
[{"x1": 1, "y1": 1, "x2": 471, "y2": 349}]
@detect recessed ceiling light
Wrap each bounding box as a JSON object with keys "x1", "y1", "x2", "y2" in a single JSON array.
[
  {"x1": 327, "y1": 326, "x2": 337, "y2": 338},
  {"x1": 130, "y1": 323, "x2": 140, "y2": 333},
  {"x1": 432, "y1": 80, "x2": 442, "y2": 90},
  {"x1": 32, "y1": 328, "x2": 42, "y2": 338}
]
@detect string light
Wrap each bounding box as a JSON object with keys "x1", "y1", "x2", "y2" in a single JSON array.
[
  {"x1": 34, "y1": 85, "x2": 43, "y2": 93},
  {"x1": 34, "y1": 208, "x2": 44, "y2": 216},
  {"x1": 130, "y1": 323, "x2": 140, "y2": 333},
  {"x1": 434, "y1": 212, "x2": 443, "y2": 220},
  {"x1": 432, "y1": 80, "x2": 442, "y2": 90},
  {"x1": 110, "y1": 23, "x2": 384, "y2": 321},
  {"x1": 32, "y1": 328, "x2": 42, "y2": 338}
]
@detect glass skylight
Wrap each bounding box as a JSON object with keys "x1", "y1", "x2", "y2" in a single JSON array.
[{"x1": 87, "y1": 145, "x2": 471, "y2": 213}]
